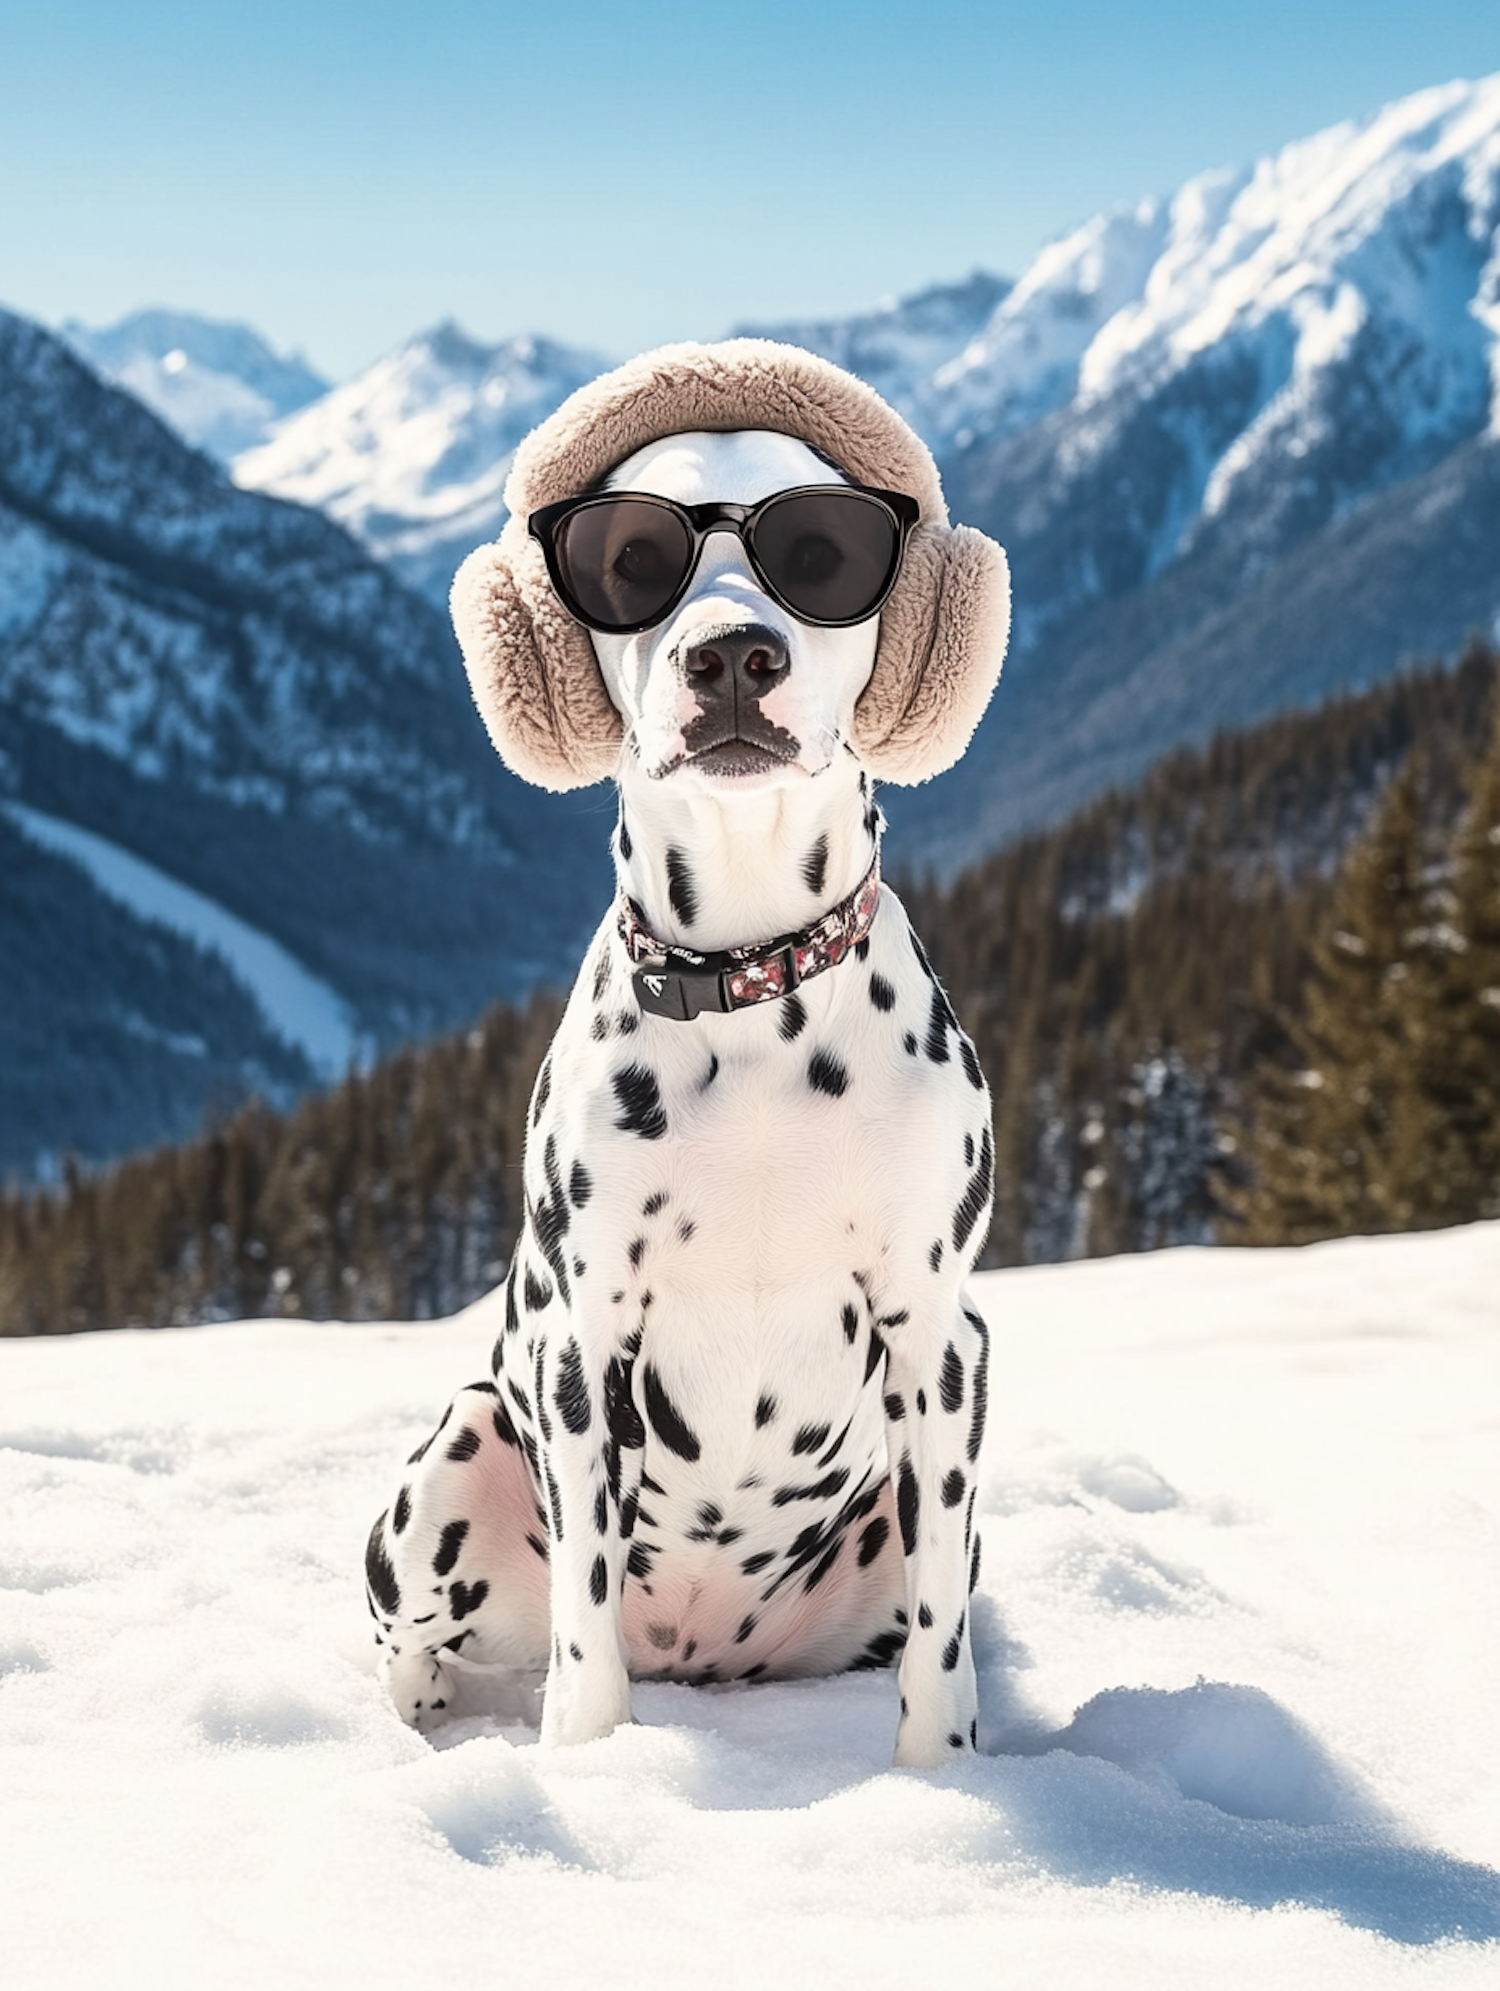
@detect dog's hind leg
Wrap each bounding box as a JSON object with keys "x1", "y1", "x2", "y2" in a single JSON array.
[{"x1": 366, "y1": 1381, "x2": 551, "y2": 1730}]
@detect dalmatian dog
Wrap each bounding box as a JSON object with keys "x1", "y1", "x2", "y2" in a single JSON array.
[{"x1": 366, "y1": 344, "x2": 1008, "y2": 1767}]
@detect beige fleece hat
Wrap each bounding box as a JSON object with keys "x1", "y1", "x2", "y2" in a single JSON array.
[{"x1": 450, "y1": 338, "x2": 1010, "y2": 789}]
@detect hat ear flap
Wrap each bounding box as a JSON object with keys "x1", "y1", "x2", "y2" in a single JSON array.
[
  {"x1": 451, "y1": 519, "x2": 623, "y2": 791},
  {"x1": 852, "y1": 524, "x2": 1010, "y2": 785}
]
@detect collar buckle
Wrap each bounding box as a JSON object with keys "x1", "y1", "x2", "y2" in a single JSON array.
[{"x1": 632, "y1": 956, "x2": 734, "y2": 1022}]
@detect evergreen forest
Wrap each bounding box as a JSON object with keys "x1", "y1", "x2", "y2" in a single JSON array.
[{"x1": 3, "y1": 641, "x2": 1497, "y2": 1336}]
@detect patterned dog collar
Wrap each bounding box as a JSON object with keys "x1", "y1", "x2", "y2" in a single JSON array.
[{"x1": 619, "y1": 848, "x2": 883, "y2": 1023}]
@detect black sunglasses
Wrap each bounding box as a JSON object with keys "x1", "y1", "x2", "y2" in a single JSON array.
[{"x1": 528, "y1": 482, "x2": 921, "y2": 636}]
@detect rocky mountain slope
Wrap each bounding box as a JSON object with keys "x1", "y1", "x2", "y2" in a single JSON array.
[{"x1": 0, "y1": 310, "x2": 606, "y2": 1179}]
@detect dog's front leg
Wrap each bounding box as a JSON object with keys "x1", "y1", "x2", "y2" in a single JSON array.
[
  {"x1": 883, "y1": 1296, "x2": 989, "y2": 1767},
  {"x1": 531, "y1": 1317, "x2": 646, "y2": 1746}
]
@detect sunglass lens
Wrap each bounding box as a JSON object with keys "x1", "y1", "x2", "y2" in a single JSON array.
[
  {"x1": 555, "y1": 499, "x2": 692, "y2": 630},
  {"x1": 751, "y1": 491, "x2": 900, "y2": 624}
]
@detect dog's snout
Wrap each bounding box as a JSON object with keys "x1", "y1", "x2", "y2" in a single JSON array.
[{"x1": 683, "y1": 624, "x2": 789, "y2": 693}]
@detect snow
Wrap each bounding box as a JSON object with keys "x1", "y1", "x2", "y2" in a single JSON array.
[
  {"x1": 233, "y1": 325, "x2": 607, "y2": 603},
  {"x1": 3, "y1": 802, "x2": 357, "y2": 1078},
  {"x1": 1, "y1": 1224, "x2": 1496, "y2": 1987},
  {"x1": 64, "y1": 309, "x2": 329, "y2": 461}
]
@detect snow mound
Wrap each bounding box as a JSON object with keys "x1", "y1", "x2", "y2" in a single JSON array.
[{"x1": 1, "y1": 1227, "x2": 1497, "y2": 1986}]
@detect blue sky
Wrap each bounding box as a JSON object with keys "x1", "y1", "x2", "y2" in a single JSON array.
[{"x1": 1, "y1": 0, "x2": 1496, "y2": 377}]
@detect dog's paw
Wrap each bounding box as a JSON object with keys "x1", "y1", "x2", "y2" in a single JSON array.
[
  {"x1": 892, "y1": 1713, "x2": 977, "y2": 1769},
  {"x1": 538, "y1": 1665, "x2": 634, "y2": 1748}
]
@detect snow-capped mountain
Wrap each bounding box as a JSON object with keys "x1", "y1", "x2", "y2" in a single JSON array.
[
  {"x1": 898, "y1": 70, "x2": 1500, "y2": 863},
  {"x1": 64, "y1": 308, "x2": 329, "y2": 460},
  {"x1": 0, "y1": 308, "x2": 604, "y2": 1178},
  {"x1": 233, "y1": 324, "x2": 609, "y2": 603},
  {"x1": 733, "y1": 269, "x2": 1011, "y2": 433}
]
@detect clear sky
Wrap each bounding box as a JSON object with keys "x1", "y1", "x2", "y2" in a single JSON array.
[{"x1": 1, "y1": 0, "x2": 1496, "y2": 379}]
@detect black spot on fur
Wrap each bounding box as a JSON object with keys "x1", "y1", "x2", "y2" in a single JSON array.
[
  {"x1": 589, "y1": 1555, "x2": 608, "y2": 1606},
  {"x1": 804, "y1": 1539, "x2": 842, "y2": 1591},
  {"x1": 878, "y1": 1309, "x2": 909, "y2": 1330},
  {"x1": 618, "y1": 810, "x2": 632, "y2": 861},
  {"x1": 948, "y1": 1732, "x2": 965, "y2": 1750},
  {"x1": 967, "y1": 1328, "x2": 990, "y2": 1465},
  {"x1": 960, "y1": 1037, "x2": 984, "y2": 1090},
  {"x1": 779, "y1": 994, "x2": 808, "y2": 1042},
  {"x1": 642, "y1": 1363, "x2": 702, "y2": 1462},
  {"x1": 593, "y1": 1482, "x2": 609, "y2": 1535},
  {"x1": 700, "y1": 1054, "x2": 719, "y2": 1091},
  {"x1": 545, "y1": 1459, "x2": 564, "y2": 1539},
  {"x1": 554, "y1": 1338, "x2": 592, "y2": 1436},
  {"x1": 918, "y1": 1602, "x2": 934, "y2": 1629},
  {"x1": 942, "y1": 1468, "x2": 967, "y2": 1508},
  {"x1": 841, "y1": 1303, "x2": 859, "y2": 1344},
  {"x1": 507, "y1": 1376, "x2": 532, "y2": 1420},
  {"x1": 897, "y1": 1460, "x2": 920, "y2": 1556},
  {"x1": 853, "y1": 1628, "x2": 906, "y2": 1670},
  {"x1": 665, "y1": 846, "x2": 699, "y2": 926},
  {"x1": 445, "y1": 1426, "x2": 481, "y2": 1463},
  {"x1": 741, "y1": 1550, "x2": 775, "y2": 1575},
  {"x1": 970, "y1": 1533, "x2": 983, "y2": 1593},
  {"x1": 605, "y1": 1355, "x2": 647, "y2": 1453},
  {"x1": 531, "y1": 1055, "x2": 552, "y2": 1127},
  {"x1": 869, "y1": 973, "x2": 896, "y2": 1012},
  {"x1": 592, "y1": 952, "x2": 612, "y2": 1003},
  {"x1": 884, "y1": 1392, "x2": 905, "y2": 1421},
  {"x1": 942, "y1": 1623, "x2": 963, "y2": 1671},
  {"x1": 678, "y1": 1217, "x2": 696, "y2": 1242},
  {"x1": 392, "y1": 1487, "x2": 411, "y2": 1535},
  {"x1": 903, "y1": 1031, "x2": 918, "y2": 1055},
  {"x1": 802, "y1": 833, "x2": 829, "y2": 896},
  {"x1": 772, "y1": 1467, "x2": 850, "y2": 1506},
  {"x1": 792, "y1": 1422, "x2": 831, "y2": 1456},
  {"x1": 643, "y1": 1189, "x2": 669, "y2": 1216},
  {"x1": 925, "y1": 984, "x2": 951, "y2": 1063},
  {"x1": 808, "y1": 1049, "x2": 849, "y2": 1097},
  {"x1": 864, "y1": 1327, "x2": 887, "y2": 1384},
  {"x1": 854, "y1": 934, "x2": 871, "y2": 962},
  {"x1": 953, "y1": 1123, "x2": 994, "y2": 1255},
  {"x1": 524, "y1": 1266, "x2": 553, "y2": 1313},
  {"x1": 433, "y1": 1519, "x2": 470, "y2": 1576},
  {"x1": 626, "y1": 1542, "x2": 652, "y2": 1579},
  {"x1": 858, "y1": 1515, "x2": 890, "y2": 1567},
  {"x1": 570, "y1": 1641, "x2": 584, "y2": 1662},
  {"x1": 735, "y1": 1614, "x2": 758, "y2": 1644},
  {"x1": 613, "y1": 1064, "x2": 668, "y2": 1140},
  {"x1": 590, "y1": 1013, "x2": 609, "y2": 1042},
  {"x1": 817, "y1": 1418, "x2": 852, "y2": 1467},
  {"x1": 617, "y1": 1008, "x2": 639, "y2": 1035},
  {"x1": 755, "y1": 1393, "x2": 777, "y2": 1428},
  {"x1": 916, "y1": 1389, "x2": 927, "y2": 1415},
  {"x1": 628, "y1": 1236, "x2": 647, "y2": 1269},
  {"x1": 570, "y1": 1159, "x2": 593, "y2": 1207},
  {"x1": 939, "y1": 1343, "x2": 965, "y2": 1414},
  {"x1": 929, "y1": 1239, "x2": 943, "y2": 1272},
  {"x1": 449, "y1": 1578, "x2": 489, "y2": 1621},
  {"x1": 365, "y1": 1518, "x2": 400, "y2": 1617}
]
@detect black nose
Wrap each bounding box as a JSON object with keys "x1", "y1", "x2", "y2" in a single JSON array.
[{"x1": 682, "y1": 624, "x2": 789, "y2": 695}]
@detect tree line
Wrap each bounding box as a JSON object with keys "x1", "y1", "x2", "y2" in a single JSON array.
[{"x1": 2, "y1": 640, "x2": 1496, "y2": 1334}]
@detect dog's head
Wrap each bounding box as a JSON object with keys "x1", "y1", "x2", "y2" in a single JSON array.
[
  {"x1": 585, "y1": 428, "x2": 882, "y2": 794},
  {"x1": 451, "y1": 340, "x2": 1010, "y2": 791}
]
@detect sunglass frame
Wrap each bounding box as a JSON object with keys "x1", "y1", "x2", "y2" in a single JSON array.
[{"x1": 528, "y1": 482, "x2": 922, "y2": 636}]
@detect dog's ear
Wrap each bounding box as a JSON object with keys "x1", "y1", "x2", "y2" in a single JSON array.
[
  {"x1": 851, "y1": 522, "x2": 1010, "y2": 786},
  {"x1": 450, "y1": 516, "x2": 623, "y2": 791}
]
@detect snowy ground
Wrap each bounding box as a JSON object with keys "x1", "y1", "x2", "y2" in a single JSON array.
[{"x1": 2, "y1": 1225, "x2": 1497, "y2": 1988}]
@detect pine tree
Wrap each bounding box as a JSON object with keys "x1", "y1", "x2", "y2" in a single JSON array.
[
  {"x1": 1423, "y1": 695, "x2": 1500, "y2": 1218},
  {"x1": 1231, "y1": 759, "x2": 1454, "y2": 1243}
]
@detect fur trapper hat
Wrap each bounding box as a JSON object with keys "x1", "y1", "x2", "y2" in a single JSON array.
[{"x1": 450, "y1": 338, "x2": 1010, "y2": 789}]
